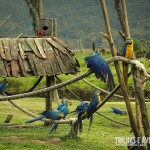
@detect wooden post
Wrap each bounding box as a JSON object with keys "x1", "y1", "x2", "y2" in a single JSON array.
[
  {"x1": 99, "y1": 0, "x2": 140, "y2": 138},
  {"x1": 38, "y1": 0, "x2": 43, "y2": 19},
  {"x1": 132, "y1": 66, "x2": 150, "y2": 149},
  {"x1": 45, "y1": 76, "x2": 54, "y2": 111},
  {"x1": 4, "y1": 114, "x2": 13, "y2": 123}
]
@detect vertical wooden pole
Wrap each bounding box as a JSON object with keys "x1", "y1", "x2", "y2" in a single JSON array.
[
  {"x1": 38, "y1": 0, "x2": 43, "y2": 19},
  {"x1": 121, "y1": 0, "x2": 130, "y2": 38},
  {"x1": 99, "y1": 0, "x2": 140, "y2": 138},
  {"x1": 53, "y1": 18, "x2": 57, "y2": 37},
  {"x1": 135, "y1": 96, "x2": 142, "y2": 137},
  {"x1": 45, "y1": 76, "x2": 53, "y2": 111}
]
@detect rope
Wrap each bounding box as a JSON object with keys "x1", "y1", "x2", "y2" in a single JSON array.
[
  {"x1": 96, "y1": 112, "x2": 130, "y2": 127},
  {"x1": 0, "y1": 71, "x2": 92, "y2": 101},
  {"x1": 78, "y1": 74, "x2": 150, "y2": 102}
]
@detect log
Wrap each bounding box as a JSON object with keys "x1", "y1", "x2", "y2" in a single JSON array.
[{"x1": 4, "y1": 114, "x2": 13, "y2": 123}]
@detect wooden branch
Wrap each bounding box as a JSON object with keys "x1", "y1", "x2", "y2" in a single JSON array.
[
  {"x1": 114, "y1": 0, "x2": 126, "y2": 33},
  {"x1": 121, "y1": 0, "x2": 130, "y2": 37},
  {"x1": 100, "y1": 32, "x2": 110, "y2": 41},
  {"x1": 118, "y1": 30, "x2": 126, "y2": 40},
  {"x1": 100, "y1": 0, "x2": 140, "y2": 138},
  {"x1": 25, "y1": 0, "x2": 39, "y2": 31},
  {"x1": 132, "y1": 66, "x2": 150, "y2": 149}
]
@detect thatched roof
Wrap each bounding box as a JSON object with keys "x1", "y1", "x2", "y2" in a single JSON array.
[{"x1": 0, "y1": 37, "x2": 79, "y2": 77}]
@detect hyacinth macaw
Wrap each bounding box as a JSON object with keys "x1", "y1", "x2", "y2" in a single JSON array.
[
  {"x1": 122, "y1": 38, "x2": 134, "y2": 85},
  {"x1": 85, "y1": 46, "x2": 115, "y2": 91},
  {"x1": 49, "y1": 101, "x2": 72, "y2": 134},
  {"x1": 99, "y1": 107, "x2": 127, "y2": 116},
  {"x1": 0, "y1": 79, "x2": 7, "y2": 94},
  {"x1": 87, "y1": 90, "x2": 101, "y2": 132},
  {"x1": 25, "y1": 110, "x2": 64, "y2": 123},
  {"x1": 73, "y1": 101, "x2": 89, "y2": 132}
]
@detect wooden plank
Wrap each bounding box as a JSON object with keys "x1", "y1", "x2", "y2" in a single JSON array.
[
  {"x1": 31, "y1": 54, "x2": 46, "y2": 76},
  {"x1": 34, "y1": 38, "x2": 47, "y2": 59},
  {"x1": 43, "y1": 38, "x2": 53, "y2": 53},
  {"x1": 18, "y1": 55, "x2": 27, "y2": 77},
  {"x1": 0, "y1": 59, "x2": 7, "y2": 77},
  {"x1": 9, "y1": 39, "x2": 18, "y2": 60},
  {"x1": 3, "y1": 60, "x2": 11, "y2": 77},
  {"x1": 58, "y1": 50, "x2": 77, "y2": 74},
  {"x1": 47, "y1": 52, "x2": 62, "y2": 75},
  {"x1": 2, "y1": 39, "x2": 12, "y2": 61},
  {"x1": 18, "y1": 38, "x2": 25, "y2": 60},
  {"x1": 11, "y1": 60, "x2": 19, "y2": 77},
  {"x1": 46, "y1": 38, "x2": 67, "y2": 55},
  {"x1": 27, "y1": 53, "x2": 38, "y2": 76},
  {"x1": 26, "y1": 38, "x2": 43, "y2": 58},
  {"x1": 42, "y1": 56, "x2": 55, "y2": 76},
  {"x1": 52, "y1": 37, "x2": 68, "y2": 48},
  {"x1": 54, "y1": 48, "x2": 68, "y2": 73},
  {"x1": 0, "y1": 40, "x2": 6, "y2": 59}
]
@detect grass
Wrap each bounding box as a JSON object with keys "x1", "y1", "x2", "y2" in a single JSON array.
[{"x1": 0, "y1": 98, "x2": 150, "y2": 150}]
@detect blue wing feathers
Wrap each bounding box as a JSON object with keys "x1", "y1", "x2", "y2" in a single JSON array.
[
  {"x1": 85, "y1": 53, "x2": 115, "y2": 90},
  {"x1": 0, "y1": 81, "x2": 7, "y2": 94}
]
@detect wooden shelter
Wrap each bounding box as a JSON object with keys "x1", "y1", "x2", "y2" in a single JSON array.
[{"x1": 0, "y1": 37, "x2": 79, "y2": 77}]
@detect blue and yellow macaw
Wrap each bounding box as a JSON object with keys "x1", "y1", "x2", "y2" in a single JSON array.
[
  {"x1": 57, "y1": 98, "x2": 68, "y2": 110},
  {"x1": 49, "y1": 101, "x2": 72, "y2": 134},
  {"x1": 111, "y1": 107, "x2": 127, "y2": 116},
  {"x1": 99, "y1": 107, "x2": 127, "y2": 116},
  {"x1": 73, "y1": 101, "x2": 89, "y2": 132},
  {"x1": 122, "y1": 38, "x2": 134, "y2": 85},
  {"x1": 85, "y1": 46, "x2": 115, "y2": 91},
  {"x1": 25, "y1": 109, "x2": 64, "y2": 123},
  {"x1": 87, "y1": 90, "x2": 101, "y2": 132},
  {"x1": 0, "y1": 79, "x2": 7, "y2": 94}
]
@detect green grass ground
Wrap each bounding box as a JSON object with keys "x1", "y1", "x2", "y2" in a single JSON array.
[{"x1": 0, "y1": 98, "x2": 150, "y2": 150}]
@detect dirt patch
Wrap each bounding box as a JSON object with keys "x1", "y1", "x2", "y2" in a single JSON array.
[
  {"x1": 32, "y1": 138, "x2": 62, "y2": 145},
  {"x1": 4, "y1": 136, "x2": 21, "y2": 141}
]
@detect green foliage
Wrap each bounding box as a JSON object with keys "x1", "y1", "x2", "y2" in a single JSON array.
[{"x1": 133, "y1": 38, "x2": 142, "y2": 52}]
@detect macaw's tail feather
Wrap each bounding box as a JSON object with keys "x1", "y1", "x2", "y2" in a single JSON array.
[
  {"x1": 123, "y1": 63, "x2": 129, "y2": 86},
  {"x1": 49, "y1": 124, "x2": 59, "y2": 134},
  {"x1": 77, "y1": 113, "x2": 83, "y2": 133},
  {"x1": 88, "y1": 115, "x2": 93, "y2": 133},
  {"x1": 25, "y1": 115, "x2": 45, "y2": 123}
]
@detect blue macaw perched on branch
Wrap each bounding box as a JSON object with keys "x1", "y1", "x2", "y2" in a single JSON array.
[
  {"x1": 122, "y1": 38, "x2": 134, "y2": 85},
  {"x1": 25, "y1": 109, "x2": 65, "y2": 123},
  {"x1": 99, "y1": 107, "x2": 127, "y2": 116},
  {"x1": 85, "y1": 46, "x2": 115, "y2": 91},
  {"x1": 0, "y1": 79, "x2": 7, "y2": 94},
  {"x1": 57, "y1": 98, "x2": 68, "y2": 110},
  {"x1": 87, "y1": 90, "x2": 101, "y2": 132},
  {"x1": 49, "y1": 101, "x2": 72, "y2": 134},
  {"x1": 72, "y1": 101, "x2": 89, "y2": 132}
]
